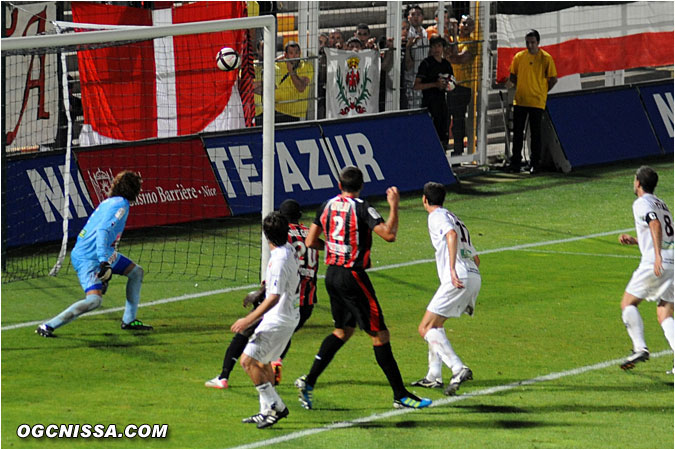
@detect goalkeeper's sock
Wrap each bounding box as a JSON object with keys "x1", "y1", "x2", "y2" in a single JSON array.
[
  {"x1": 122, "y1": 265, "x2": 143, "y2": 324},
  {"x1": 306, "y1": 333, "x2": 345, "y2": 387},
  {"x1": 221, "y1": 333, "x2": 249, "y2": 379},
  {"x1": 46, "y1": 294, "x2": 103, "y2": 329}
]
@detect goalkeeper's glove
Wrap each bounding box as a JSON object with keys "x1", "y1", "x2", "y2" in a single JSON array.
[{"x1": 97, "y1": 261, "x2": 112, "y2": 283}]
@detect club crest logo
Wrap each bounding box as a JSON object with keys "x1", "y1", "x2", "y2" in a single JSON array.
[
  {"x1": 88, "y1": 168, "x2": 114, "y2": 204},
  {"x1": 335, "y1": 55, "x2": 372, "y2": 115}
]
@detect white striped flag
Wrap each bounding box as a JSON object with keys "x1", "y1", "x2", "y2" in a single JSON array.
[
  {"x1": 496, "y1": 2, "x2": 673, "y2": 83},
  {"x1": 72, "y1": 1, "x2": 247, "y2": 145}
]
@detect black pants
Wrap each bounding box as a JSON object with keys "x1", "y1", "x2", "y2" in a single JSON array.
[
  {"x1": 448, "y1": 85, "x2": 472, "y2": 156},
  {"x1": 511, "y1": 106, "x2": 544, "y2": 169},
  {"x1": 424, "y1": 96, "x2": 449, "y2": 146}
]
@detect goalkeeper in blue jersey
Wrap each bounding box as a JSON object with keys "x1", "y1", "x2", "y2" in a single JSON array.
[{"x1": 36, "y1": 170, "x2": 152, "y2": 337}]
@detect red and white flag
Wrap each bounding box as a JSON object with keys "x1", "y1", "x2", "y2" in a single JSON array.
[
  {"x1": 496, "y1": 2, "x2": 674, "y2": 84},
  {"x1": 72, "y1": 1, "x2": 247, "y2": 145}
]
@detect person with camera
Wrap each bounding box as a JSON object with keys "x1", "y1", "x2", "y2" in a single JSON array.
[{"x1": 413, "y1": 36, "x2": 455, "y2": 147}]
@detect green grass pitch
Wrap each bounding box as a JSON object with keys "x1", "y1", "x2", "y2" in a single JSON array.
[{"x1": 2, "y1": 158, "x2": 673, "y2": 448}]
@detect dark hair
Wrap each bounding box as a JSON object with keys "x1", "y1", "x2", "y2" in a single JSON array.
[
  {"x1": 526, "y1": 29, "x2": 540, "y2": 43},
  {"x1": 346, "y1": 36, "x2": 363, "y2": 48},
  {"x1": 284, "y1": 40, "x2": 300, "y2": 52},
  {"x1": 356, "y1": 23, "x2": 370, "y2": 32},
  {"x1": 110, "y1": 170, "x2": 142, "y2": 202},
  {"x1": 279, "y1": 198, "x2": 302, "y2": 223},
  {"x1": 429, "y1": 35, "x2": 446, "y2": 48},
  {"x1": 423, "y1": 182, "x2": 446, "y2": 206},
  {"x1": 339, "y1": 166, "x2": 364, "y2": 193},
  {"x1": 408, "y1": 5, "x2": 423, "y2": 16},
  {"x1": 636, "y1": 166, "x2": 658, "y2": 194},
  {"x1": 263, "y1": 212, "x2": 289, "y2": 247}
]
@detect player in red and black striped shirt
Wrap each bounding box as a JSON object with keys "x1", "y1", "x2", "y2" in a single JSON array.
[
  {"x1": 295, "y1": 166, "x2": 431, "y2": 410},
  {"x1": 205, "y1": 199, "x2": 321, "y2": 389}
]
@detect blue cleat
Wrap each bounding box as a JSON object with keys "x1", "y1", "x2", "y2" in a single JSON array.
[
  {"x1": 393, "y1": 394, "x2": 432, "y2": 409},
  {"x1": 295, "y1": 375, "x2": 313, "y2": 410}
]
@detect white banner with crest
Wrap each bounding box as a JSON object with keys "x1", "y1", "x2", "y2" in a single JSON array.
[{"x1": 325, "y1": 48, "x2": 380, "y2": 118}]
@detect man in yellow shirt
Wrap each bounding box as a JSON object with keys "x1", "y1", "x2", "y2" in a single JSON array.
[
  {"x1": 255, "y1": 41, "x2": 313, "y2": 123},
  {"x1": 508, "y1": 29, "x2": 557, "y2": 174},
  {"x1": 447, "y1": 14, "x2": 477, "y2": 157}
]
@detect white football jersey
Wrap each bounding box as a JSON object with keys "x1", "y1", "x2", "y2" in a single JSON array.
[
  {"x1": 258, "y1": 243, "x2": 301, "y2": 331},
  {"x1": 428, "y1": 207, "x2": 479, "y2": 284},
  {"x1": 633, "y1": 193, "x2": 674, "y2": 265}
]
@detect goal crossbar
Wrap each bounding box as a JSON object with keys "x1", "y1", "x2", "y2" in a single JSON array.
[{"x1": 2, "y1": 14, "x2": 277, "y2": 281}]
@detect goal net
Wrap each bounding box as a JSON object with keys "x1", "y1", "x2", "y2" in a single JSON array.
[{"x1": 2, "y1": 3, "x2": 276, "y2": 285}]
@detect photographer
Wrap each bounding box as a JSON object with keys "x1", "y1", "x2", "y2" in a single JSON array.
[{"x1": 413, "y1": 36, "x2": 454, "y2": 147}]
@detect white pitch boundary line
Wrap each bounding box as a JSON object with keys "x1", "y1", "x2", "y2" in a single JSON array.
[
  {"x1": 515, "y1": 249, "x2": 640, "y2": 259},
  {"x1": 233, "y1": 349, "x2": 673, "y2": 450},
  {"x1": 1, "y1": 228, "x2": 631, "y2": 332}
]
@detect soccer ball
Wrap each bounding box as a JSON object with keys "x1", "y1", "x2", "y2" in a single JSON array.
[{"x1": 216, "y1": 47, "x2": 241, "y2": 71}]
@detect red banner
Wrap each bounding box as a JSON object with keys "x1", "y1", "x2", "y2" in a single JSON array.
[
  {"x1": 497, "y1": 31, "x2": 674, "y2": 83},
  {"x1": 75, "y1": 139, "x2": 230, "y2": 229}
]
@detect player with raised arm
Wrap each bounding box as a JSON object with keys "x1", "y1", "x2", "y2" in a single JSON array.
[
  {"x1": 36, "y1": 170, "x2": 152, "y2": 337},
  {"x1": 618, "y1": 166, "x2": 674, "y2": 371},
  {"x1": 235, "y1": 212, "x2": 300, "y2": 429},
  {"x1": 412, "y1": 182, "x2": 481, "y2": 395},
  {"x1": 294, "y1": 166, "x2": 431, "y2": 410},
  {"x1": 205, "y1": 199, "x2": 321, "y2": 389}
]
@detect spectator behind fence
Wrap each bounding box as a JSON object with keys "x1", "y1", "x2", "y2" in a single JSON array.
[
  {"x1": 446, "y1": 14, "x2": 477, "y2": 157},
  {"x1": 400, "y1": 18, "x2": 411, "y2": 109},
  {"x1": 355, "y1": 23, "x2": 371, "y2": 48},
  {"x1": 319, "y1": 32, "x2": 329, "y2": 50},
  {"x1": 318, "y1": 34, "x2": 329, "y2": 119},
  {"x1": 426, "y1": 7, "x2": 451, "y2": 38},
  {"x1": 507, "y1": 29, "x2": 557, "y2": 174},
  {"x1": 346, "y1": 36, "x2": 363, "y2": 52},
  {"x1": 414, "y1": 36, "x2": 453, "y2": 147},
  {"x1": 329, "y1": 28, "x2": 345, "y2": 49},
  {"x1": 405, "y1": 5, "x2": 429, "y2": 109},
  {"x1": 254, "y1": 41, "x2": 314, "y2": 124}
]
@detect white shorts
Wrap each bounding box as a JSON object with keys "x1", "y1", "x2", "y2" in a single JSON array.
[
  {"x1": 427, "y1": 275, "x2": 481, "y2": 318},
  {"x1": 625, "y1": 262, "x2": 674, "y2": 303},
  {"x1": 243, "y1": 325, "x2": 295, "y2": 364}
]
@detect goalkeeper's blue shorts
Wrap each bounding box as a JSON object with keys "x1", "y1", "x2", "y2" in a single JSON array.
[{"x1": 72, "y1": 252, "x2": 133, "y2": 293}]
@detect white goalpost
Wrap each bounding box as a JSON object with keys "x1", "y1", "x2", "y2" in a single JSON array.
[{"x1": 2, "y1": 14, "x2": 276, "y2": 282}]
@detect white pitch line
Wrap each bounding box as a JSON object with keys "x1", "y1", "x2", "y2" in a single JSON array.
[
  {"x1": 515, "y1": 249, "x2": 640, "y2": 259},
  {"x1": 1, "y1": 228, "x2": 631, "y2": 331},
  {"x1": 232, "y1": 349, "x2": 673, "y2": 450}
]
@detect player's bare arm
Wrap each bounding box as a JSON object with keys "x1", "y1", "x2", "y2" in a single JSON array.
[
  {"x1": 373, "y1": 187, "x2": 399, "y2": 242},
  {"x1": 473, "y1": 255, "x2": 480, "y2": 268},
  {"x1": 648, "y1": 218, "x2": 664, "y2": 277},
  {"x1": 305, "y1": 223, "x2": 324, "y2": 249},
  {"x1": 231, "y1": 293, "x2": 281, "y2": 333},
  {"x1": 618, "y1": 233, "x2": 638, "y2": 245},
  {"x1": 446, "y1": 229, "x2": 464, "y2": 289}
]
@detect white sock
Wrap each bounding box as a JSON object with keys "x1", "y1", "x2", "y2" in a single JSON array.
[
  {"x1": 255, "y1": 381, "x2": 285, "y2": 413},
  {"x1": 424, "y1": 327, "x2": 463, "y2": 374},
  {"x1": 660, "y1": 316, "x2": 675, "y2": 352},
  {"x1": 426, "y1": 345, "x2": 443, "y2": 381},
  {"x1": 622, "y1": 305, "x2": 648, "y2": 352}
]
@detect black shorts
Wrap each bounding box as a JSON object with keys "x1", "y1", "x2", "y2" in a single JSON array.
[{"x1": 324, "y1": 265, "x2": 387, "y2": 333}]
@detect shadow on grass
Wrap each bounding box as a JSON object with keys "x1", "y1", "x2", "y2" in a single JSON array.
[{"x1": 354, "y1": 418, "x2": 561, "y2": 430}]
